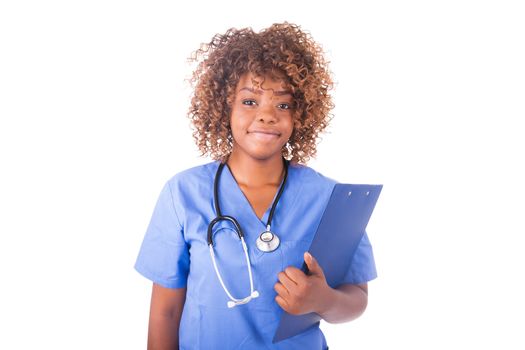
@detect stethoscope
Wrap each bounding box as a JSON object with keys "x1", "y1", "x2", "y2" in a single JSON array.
[{"x1": 207, "y1": 157, "x2": 289, "y2": 308}]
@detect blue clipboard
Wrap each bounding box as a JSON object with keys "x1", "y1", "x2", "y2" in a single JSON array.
[{"x1": 273, "y1": 183, "x2": 383, "y2": 343}]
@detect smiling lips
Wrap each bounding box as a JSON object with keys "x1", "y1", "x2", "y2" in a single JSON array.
[{"x1": 248, "y1": 129, "x2": 281, "y2": 141}]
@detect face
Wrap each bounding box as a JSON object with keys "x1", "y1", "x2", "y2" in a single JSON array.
[{"x1": 229, "y1": 72, "x2": 294, "y2": 162}]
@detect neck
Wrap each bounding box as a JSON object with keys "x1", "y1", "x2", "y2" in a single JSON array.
[{"x1": 226, "y1": 152, "x2": 285, "y2": 188}]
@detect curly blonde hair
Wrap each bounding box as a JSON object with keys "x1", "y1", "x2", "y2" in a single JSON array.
[{"x1": 187, "y1": 22, "x2": 334, "y2": 164}]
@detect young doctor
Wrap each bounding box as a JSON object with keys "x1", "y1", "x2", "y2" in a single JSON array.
[{"x1": 135, "y1": 22, "x2": 377, "y2": 349}]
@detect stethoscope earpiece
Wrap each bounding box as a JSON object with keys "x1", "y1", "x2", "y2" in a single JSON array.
[{"x1": 227, "y1": 291, "x2": 260, "y2": 309}]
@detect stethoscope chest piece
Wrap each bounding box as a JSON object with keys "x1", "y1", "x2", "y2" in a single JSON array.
[{"x1": 256, "y1": 228, "x2": 280, "y2": 252}]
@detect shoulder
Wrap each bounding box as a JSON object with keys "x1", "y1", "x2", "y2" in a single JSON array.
[
  {"x1": 167, "y1": 160, "x2": 217, "y2": 182},
  {"x1": 158, "y1": 161, "x2": 218, "y2": 223},
  {"x1": 284, "y1": 162, "x2": 338, "y2": 224},
  {"x1": 287, "y1": 162, "x2": 338, "y2": 204},
  {"x1": 162, "y1": 160, "x2": 218, "y2": 200},
  {"x1": 289, "y1": 161, "x2": 338, "y2": 188}
]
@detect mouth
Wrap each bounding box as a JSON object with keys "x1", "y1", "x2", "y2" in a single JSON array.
[
  {"x1": 247, "y1": 130, "x2": 281, "y2": 141},
  {"x1": 248, "y1": 130, "x2": 281, "y2": 136}
]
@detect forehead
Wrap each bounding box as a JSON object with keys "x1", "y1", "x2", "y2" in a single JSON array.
[{"x1": 236, "y1": 71, "x2": 291, "y2": 93}]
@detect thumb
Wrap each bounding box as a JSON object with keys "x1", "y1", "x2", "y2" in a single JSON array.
[{"x1": 304, "y1": 252, "x2": 324, "y2": 277}]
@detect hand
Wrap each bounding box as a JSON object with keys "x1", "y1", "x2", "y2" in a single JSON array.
[{"x1": 274, "y1": 252, "x2": 332, "y2": 315}]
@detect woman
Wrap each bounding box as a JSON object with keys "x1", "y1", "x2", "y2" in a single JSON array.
[{"x1": 135, "y1": 22, "x2": 377, "y2": 349}]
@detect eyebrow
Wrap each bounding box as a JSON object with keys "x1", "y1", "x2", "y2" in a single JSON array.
[{"x1": 238, "y1": 87, "x2": 293, "y2": 96}]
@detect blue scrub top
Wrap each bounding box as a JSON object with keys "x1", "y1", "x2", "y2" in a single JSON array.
[{"x1": 135, "y1": 160, "x2": 377, "y2": 350}]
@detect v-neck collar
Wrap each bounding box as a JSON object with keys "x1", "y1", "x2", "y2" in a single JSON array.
[
  {"x1": 223, "y1": 164, "x2": 289, "y2": 229},
  {"x1": 210, "y1": 159, "x2": 307, "y2": 250}
]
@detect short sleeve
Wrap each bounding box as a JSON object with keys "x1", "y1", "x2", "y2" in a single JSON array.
[
  {"x1": 134, "y1": 180, "x2": 189, "y2": 289},
  {"x1": 341, "y1": 231, "x2": 378, "y2": 285}
]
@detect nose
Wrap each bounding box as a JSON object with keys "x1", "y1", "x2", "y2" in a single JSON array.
[{"x1": 256, "y1": 102, "x2": 277, "y2": 124}]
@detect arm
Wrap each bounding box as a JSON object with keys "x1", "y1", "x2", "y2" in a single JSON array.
[
  {"x1": 147, "y1": 283, "x2": 187, "y2": 350},
  {"x1": 274, "y1": 252, "x2": 370, "y2": 324},
  {"x1": 316, "y1": 283, "x2": 368, "y2": 324}
]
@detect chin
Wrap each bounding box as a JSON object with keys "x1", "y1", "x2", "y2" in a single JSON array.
[
  {"x1": 246, "y1": 150, "x2": 283, "y2": 162},
  {"x1": 248, "y1": 154, "x2": 276, "y2": 161},
  {"x1": 231, "y1": 142, "x2": 285, "y2": 162}
]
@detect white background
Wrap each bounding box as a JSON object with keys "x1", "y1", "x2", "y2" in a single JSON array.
[{"x1": 1, "y1": 0, "x2": 524, "y2": 349}]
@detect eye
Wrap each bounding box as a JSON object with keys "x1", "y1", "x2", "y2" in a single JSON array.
[
  {"x1": 278, "y1": 103, "x2": 291, "y2": 110},
  {"x1": 242, "y1": 99, "x2": 257, "y2": 106}
]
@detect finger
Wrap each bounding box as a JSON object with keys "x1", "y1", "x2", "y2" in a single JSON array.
[
  {"x1": 304, "y1": 252, "x2": 324, "y2": 277},
  {"x1": 284, "y1": 266, "x2": 306, "y2": 284},
  {"x1": 275, "y1": 295, "x2": 289, "y2": 310},
  {"x1": 274, "y1": 282, "x2": 289, "y2": 297},
  {"x1": 278, "y1": 271, "x2": 298, "y2": 293}
]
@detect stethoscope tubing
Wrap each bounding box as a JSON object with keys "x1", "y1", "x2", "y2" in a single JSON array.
[{"x1": 207, "y1": 157, "x2": 289, "y2": 308}]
